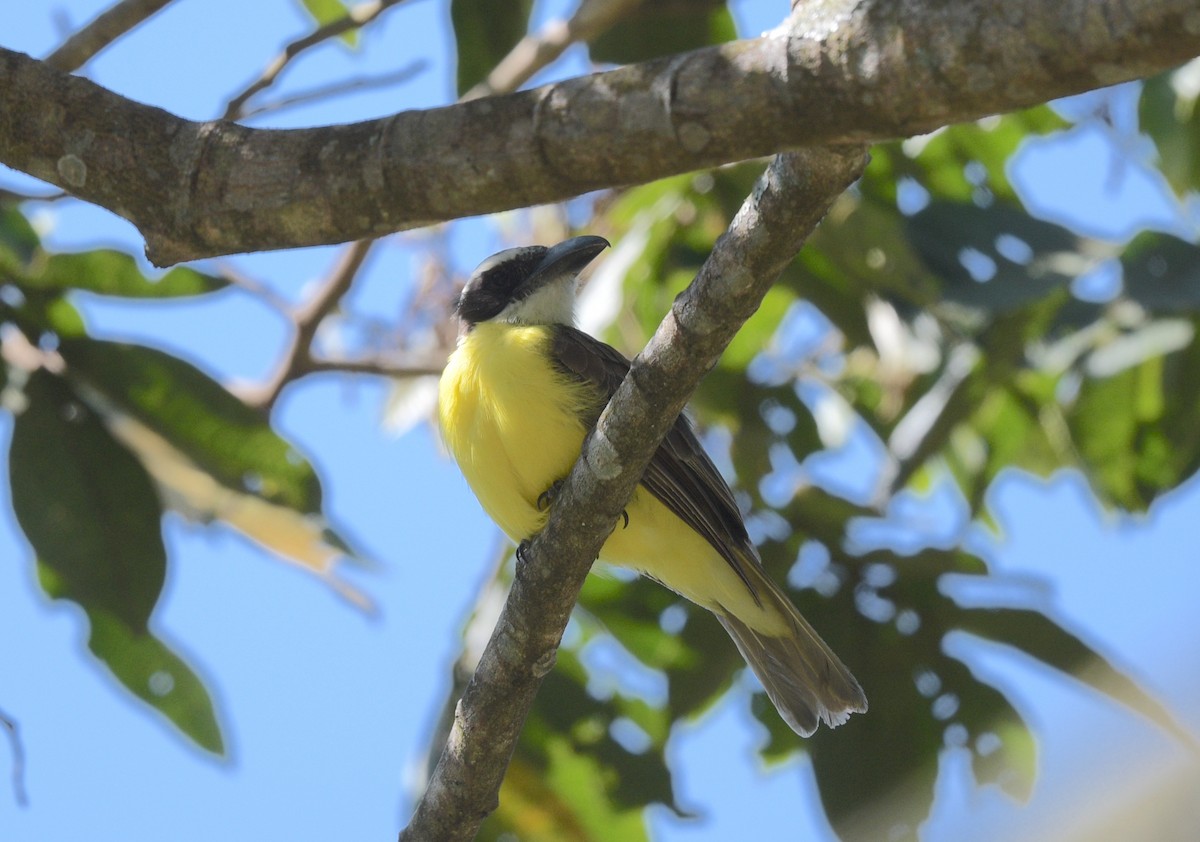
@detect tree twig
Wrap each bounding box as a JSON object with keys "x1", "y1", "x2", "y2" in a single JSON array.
[
  {"x1": 0, "y1": 707, "x2": 28, "y2": 807},
  {"x1": 303, "y1": 354, "x2": 446, "y2": 377},
  {"x1": 462, "y1": 0, "x2": 640, "y2": 100},
  {"x1": 222, "y1": 0, "x2": 410, "y2": 120},
  {"x1": 5, "y1": 0, "x2": 1195, "y2": 264},
  {"x1": 239, "y1": 61, "x2": 427, "y2": 120},
  {"x1": 398, "y1": 145, "x2": 870, "y2": 842},
  {"x1": 244, "y1": 238, "x2": 374, "y2": 411},
  {"x1": 44, "y1": 0, "x2": 175, "y2": 72}
]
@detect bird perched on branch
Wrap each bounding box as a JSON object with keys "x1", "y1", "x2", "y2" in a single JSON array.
[{"x1": 438, "y1": 235, "x2": 866, "y2": 736}]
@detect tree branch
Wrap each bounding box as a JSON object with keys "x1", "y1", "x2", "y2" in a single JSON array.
[
  {"x1": 398, "y1": 145, "x2": 870, "y2": 842},
  {"x1": 462, "y1": 0, "x2": 640, "y2": 100},
  {"x1": 221, "y1": 0, "x2": 410, "y2": 120},
  {"x1": 2, "y1": 0, "x2": 1196, "y2": 265},
  {"x1": 44, "y1": 0, "x2": 176, "y2": 72},
  {"x1": 0, "y1": 707, "x2": 28, "y2": 807},
  {"x1": 242, "y1": 238, "x2": 374, "y2": 411}
]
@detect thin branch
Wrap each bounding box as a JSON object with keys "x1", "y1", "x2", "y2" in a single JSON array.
[
  {"x1": 304, "y1": 354, "x2": 447, "y2": 377},
  {"x1": 240, "y1": 61, "x2": 427, "y2": 120},
  {"x1": 398, "y1": 145, "x2": 870, "y2": 842},
  {"x1": 44, "y1": 0, "x2": 175, "y2": 73},
  {"x1": 237, "y1": 24, "x2": 545, "y2": 409},
  {"x1": 462, "y1": 0, "x2": 640, "y2": 100},
  {"x1": 0, "y1": 187, "x2": 68, "y2": 204},
  {"x1": 244, "y1": 238, "x2": 374, "y2": 411},
  {"x1": 0, "y1": 707, "x2": 28, "y2": 807},
  {"x1": 4, "y1": 0, "x2": 1196, "y2": 264},
  {"x1": 222, "y1": 0, "x2": 410, "y2": 120},
  {"x1": 215, "y1": 262, "x2": 293, "y2": 314}
]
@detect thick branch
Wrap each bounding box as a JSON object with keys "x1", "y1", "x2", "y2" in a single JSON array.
[
  {"x1": 398, "y1": 145, "x2": 870, "y2": 842},
  {"x1": 2, "y1": 0, "x2": 1196, "y2": 265}
]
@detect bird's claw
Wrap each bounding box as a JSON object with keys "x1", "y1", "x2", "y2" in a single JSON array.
[
  {"x1": 537, "y1": 479, "x2": 565, "y2": 512},
  {"x1": 537, "y1": 478, "x2": 628, "y2": 528}
]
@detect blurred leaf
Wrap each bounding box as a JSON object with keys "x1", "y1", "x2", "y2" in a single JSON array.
[
  {"x1": 0, "y1": 205, "x2": 39, "y2": 269},
  {"x1": 940, "y1": 655, "x2": 1036, "y2": 801},
  {"x1": 1140, "y1": 62, "x2": 1200, "y2": 197},
  {"x1": 905, "y1": 201, "x2": 1082, "y2": 315},
  {"x1": 484, "y1": 743, "x2": 649, "y2": 842},
  {"x1": 958, "y1": 608, "x2": 1195, "y2": 748},
  {"x1": 295, "y1": 0, "x2": 358, "y2": 46},
  {"x1": 479, "y1": 643, "x2": 670, "y2": 841},
  {"x1": 866, "y1": 107, "x2": 1068, "y2": 205},
  {"x1": 720, "y1": 286, "x2": 795, "y2": 369},
  {"x1": 21, "y1": 250, "x2": 227, "y2": 298},
  {"x1": 1066, "y1": 324, "x2": 1200, "y2": 512},
  {"x1": 590, "y1": 0, "x2": 735, "y2": 64},
  {"x1": 60, "y1": 339, "x2": 321, "y2": 513},
  {"x1": 451, "y1": 0, "x2": 532, "y2": 95},
  {"x1": 10, "y1": 370, "x2": 165, "y2": 630},
  {"x1": 39, "y1": 295, "x2": 88, "y2": 337},
  {"x1": 1120, "y1": 232, "x2": 1200, "y2": 313},
  {"x1": 88, "y1": 611, "x2": 224, "y2": 754},
  {"x1": 58, "y1": 338, "x2": 366, "y2": 602}
]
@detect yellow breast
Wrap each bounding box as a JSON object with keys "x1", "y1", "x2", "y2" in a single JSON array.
[
  {"x1": 438, "y1": 322, "x2": 594, "y2": 543},
  {"x1": 439, "y1": 322, "x2": 785, "y2": 633}
]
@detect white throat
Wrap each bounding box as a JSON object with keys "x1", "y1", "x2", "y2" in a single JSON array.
[{"x1": 497, "y1": 278, "x2": 578, "y2": 326}]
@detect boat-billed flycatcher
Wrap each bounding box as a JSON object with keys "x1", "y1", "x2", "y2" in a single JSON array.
[{"x1": 438, "y1": 235, "x2": 866, "y2": 736}]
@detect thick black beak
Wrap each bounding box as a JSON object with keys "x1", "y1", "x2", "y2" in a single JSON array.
[{"x1": 527, "y1": 235, "x2": 610, "y2": 286}]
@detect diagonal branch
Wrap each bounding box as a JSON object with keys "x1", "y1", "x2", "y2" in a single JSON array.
[
  {"x1": 398, "y1": 144, "x2": 870, "y2": 842},
  {"x1": 242, "y1": 238, "x2": 374, "y2": 411},
  {"x1": 2, "y1": 0, "x2": 1196, "y2": 265},
  {"x1": 222, "y1": 0, "x2": 410, "y2": 120},
  {"x1": 44, "y1": 0, "x2": 176, "y2": 73},
  {"x1": 0, "y1": 706, "x2": 28, "y2": 807},
  {"x1": 462, "y1": 0, "x2": 640, "y2": 100}
]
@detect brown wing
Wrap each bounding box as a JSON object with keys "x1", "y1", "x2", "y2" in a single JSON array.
[{"x1": 550, "y1": 325, "x2": 761, "y2": 602}]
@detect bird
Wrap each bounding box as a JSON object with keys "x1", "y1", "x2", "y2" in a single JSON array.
[{"x1": 437, "y1": 234, "x2": 867, "y2": 736}]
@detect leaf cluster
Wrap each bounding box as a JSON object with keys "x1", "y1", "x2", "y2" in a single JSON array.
[{"x1": 0, "y1": 207, "x2": 360, "y2": 753}]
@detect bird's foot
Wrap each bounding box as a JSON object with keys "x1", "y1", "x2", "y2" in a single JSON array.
[
  {"x1": 536, "y1": 479, "x2": 565, "y2": 512},
  {"x1": 516, "y1": 539, "x2": 534, "y2": 571},
  {"x1": 538, "y1": 477, "x2": 629, "y2": 528}
]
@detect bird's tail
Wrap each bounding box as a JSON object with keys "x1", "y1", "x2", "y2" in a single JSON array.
[{"x1": 716, "y1": 564, "x2": 867, "y2": 737}]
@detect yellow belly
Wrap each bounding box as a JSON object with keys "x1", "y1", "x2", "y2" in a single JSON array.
[
  {"x1": 438, "y1": 323, "x2": 592, "y2": 541},
  {"x1": 438, "y1": 322, "x2": 783, "y2": 632}
]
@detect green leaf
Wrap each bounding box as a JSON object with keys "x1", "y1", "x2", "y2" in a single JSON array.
[
  {"x1": 1140, "y1": 64, "x2": 1200, "y2": 197},
  {"x1": 905, "y1": 201, "x2": 1082, "y2": 315},
  {"x1": 1120, "y1": 232, "x2": 1200, "y2": 313},
  {"x1": 958, "y1": 608, "x2": 1195, "y2": 748},
  {"x1": 589, "y1": 1, "x2": 736, "y2": 65},
  {"x1": 720, "y1": 286, "x2": 795, "y2": 369},
  {"x1": 10, "y1": 370, "x2": 165, "y2": 630},
  {"x1": 22, "y1": 250, "x2": 228, "y2": 298},
  {"x1": 0, "y1": 205, "x2": 40, "y2": 270},
  {"x1": 88, "y1": 610, "x2": 225, "y2": 754},
  {"x1": 59, "y1": 338, "x2": 322, "y2": 513},
  {"x1": 451, "y1": 0, "x2": 532, "y2": 95},
  {"x1": 295, "y1": 0, "x2": 358, "y2": 46},
  {"x1": 866, "y1": 107, "x2": 1068, "y2": 205},
  {"x1": 1065, "y1": 341, "x2": 1200, "y2": 512}
]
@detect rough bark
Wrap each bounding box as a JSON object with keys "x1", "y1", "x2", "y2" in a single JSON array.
[{"x1": 1, "y1": 0, "x2": 1197, "y2": 264}]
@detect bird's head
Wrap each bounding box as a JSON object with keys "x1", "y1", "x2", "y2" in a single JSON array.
[{"x1": 456, "y1": 235, "x2": 610, "y2": 329}]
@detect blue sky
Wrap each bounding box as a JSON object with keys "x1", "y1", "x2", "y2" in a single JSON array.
[{"x1": 2, "y1": 2, "x2": 1198, "y2": 840}]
